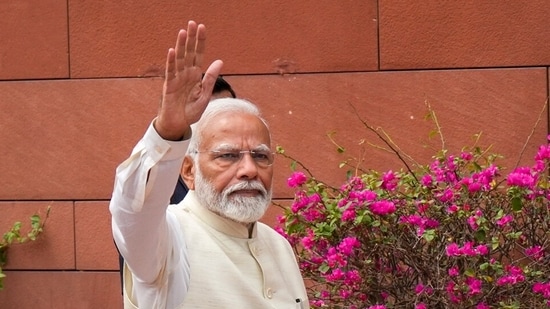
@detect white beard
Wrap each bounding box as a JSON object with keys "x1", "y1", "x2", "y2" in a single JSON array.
[{"x1": 194, "y1": 167, "x2": 272, "y2": 224}]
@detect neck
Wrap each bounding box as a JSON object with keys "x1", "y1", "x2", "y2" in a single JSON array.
[{"x1": 245, "y1": 222, "x2": 255, "y2": 238}]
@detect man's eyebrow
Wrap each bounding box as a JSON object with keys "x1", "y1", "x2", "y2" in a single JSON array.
[
  {"x1": 253, "y1": 144, "x2": 271, "y2": 151},
  {"x1": 210, "y1": 144, "x2": 271, "y2": 151}
]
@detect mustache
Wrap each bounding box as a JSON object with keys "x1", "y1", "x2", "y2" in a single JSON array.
[{"x1": 224, "y1": 180, "x2": 268, "y2": 197}]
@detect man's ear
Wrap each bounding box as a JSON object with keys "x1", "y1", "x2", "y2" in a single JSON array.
[{"x1": 182, "y1": 156, "x2": 196, "y2": 190}]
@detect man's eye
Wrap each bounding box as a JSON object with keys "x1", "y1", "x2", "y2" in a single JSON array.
[
  {"x1": 217, "y1": 152, "x2": 240, "y2": 160},
  {"x1": 251, "y1": 151, "x2": 269, "y2": 161}
]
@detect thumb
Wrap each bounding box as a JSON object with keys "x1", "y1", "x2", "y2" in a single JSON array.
[{"x1": 201, "y1": 60, "x2": 224, "y2": 96}]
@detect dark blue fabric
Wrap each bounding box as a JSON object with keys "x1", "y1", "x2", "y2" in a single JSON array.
[{"x1": 170, "y1": 175, "x2": 189, "y2": 204}]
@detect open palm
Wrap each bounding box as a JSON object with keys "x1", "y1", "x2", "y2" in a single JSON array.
[{"x1": 155, "y1": 21, "x2": 223, "y2": 141}]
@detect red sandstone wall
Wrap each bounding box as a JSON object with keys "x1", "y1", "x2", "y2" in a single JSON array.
[{"x1": 1, "y1": 1, "x2": 549, "y2": 308}]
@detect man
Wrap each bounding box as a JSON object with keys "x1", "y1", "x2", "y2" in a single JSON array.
[
  {"x1": 114, "y1": 75, "x2": 236, "y2": 291},
  {"x1": 109, "y1": 21, "x2": 309, "y2": 308}
]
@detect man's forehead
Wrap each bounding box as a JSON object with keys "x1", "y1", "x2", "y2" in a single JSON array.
[{"x1": 201, "y1": 112, "x2": 270, "y2": 136}]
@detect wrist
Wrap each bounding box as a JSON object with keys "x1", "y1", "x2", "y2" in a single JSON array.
[{"x1": 153, "y1": 118, "x2": 190, "y2": 141}]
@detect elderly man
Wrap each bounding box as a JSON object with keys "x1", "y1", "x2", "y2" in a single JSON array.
[{"x1": 109, "y1": 21, "x2": 309, "y2": 309}]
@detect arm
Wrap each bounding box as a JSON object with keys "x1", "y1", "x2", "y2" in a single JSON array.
[
  {"x1": 109, "y1": 20, "x2": 223, "y2": 284},
  {"x1": 110, "y1": 123, "x2": 187, "y2": 282}
]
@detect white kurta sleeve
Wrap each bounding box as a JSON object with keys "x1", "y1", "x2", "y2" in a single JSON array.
[{"x1": 109, "y1": 121, "x2": 189, "y2": 284}]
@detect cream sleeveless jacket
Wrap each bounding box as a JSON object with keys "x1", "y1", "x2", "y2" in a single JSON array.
[{"x1": 124, "y1": 191, "x2": 309, "y2": 309}]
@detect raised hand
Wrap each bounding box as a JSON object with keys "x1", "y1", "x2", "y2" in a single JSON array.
[{"x1": 155, "y1": 20, "x2": 223, "y2": 141}]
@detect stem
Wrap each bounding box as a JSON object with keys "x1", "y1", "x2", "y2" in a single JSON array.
[
  {"x1": 515, "y1": 97, "x2": 549, "y2": 169},
  {"x1": 348, "y1": 102, "x2": 419, "y2": 182}
]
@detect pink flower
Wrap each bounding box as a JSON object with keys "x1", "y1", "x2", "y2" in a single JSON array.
[
  {"x1": 287, "y1": 171, "x2": 307, "y2": 188},
  {"x1": 437, "y1": 188, "x2": 455, "y2": 202},
  {"x1": 476, "y1": 303, "x2": 490, "y2": 309},
  {"x1": 370, "y1": 200, "x2": 396, "y2": 215},
  {"x1": 446, "y1": 281, "x2": 461, "y2": 303},
  {"x1": 325, "y1": 268, "x2": 345, "y2": 281},
  {"x1": 467, "y1": 216, "x2": 479, "y2": 230},
  {"x1": 497, "y1": 265, "x2": 525, "y2": 286},
  {"x1": 507, "y1": 167, "x2": 536, "y2": 188},
  {"x1": 533, "y1": 282, "x2": 550, "y2": 298},
  {"x1": 421, "y1": 174, "x2": 434, "y2": 187},
  {"x1": 381, "y1": 170, "x2": 398, "y2": 191},
  {"x1": 461, "y1": 151, "x2": 473, "y2": 160},
  {"x1": 300, "y1": 229, "x2": 315, "y2": 249},
  {"x1": 467, "y1": 181, "x2": 482, "y2": 193},
  {"x1": 339, "y1": 288, "x2": 352, "y2": 299},
  {"x1": 525, "y1": 246, "x2": 544, "y2": 261},
  {"x1": 414, "y1": 283, "x2": 425, "y2": 294},
  {"x1": 416, "y1": 303, "x2": 427, "y2": 309},
  {"x1": 338, "y1": 237, "x2": 361, "y2": 256},
  {"x1": 466, "y1": 277, "x2": 482, "y2": 295},
  {"x1": 368, "y1": 305, "x2": 386, "y2": 309},
  {"x1": 290, "y1": 191, "x2": 309, "y2": 213},
  {"x1": 310, "y1": 300, "x2": 326, "y2": 307},
  {"x1": 341, "y1": 208, "x2": 357, "y2": 222},
  {"x1": 448, "y1": 266, "x2": 459, "y2": 277},
  {"x1": 341, "y1": 176, "x2": 365, "y2": 191},
  {"x1": 535, "y1": 144, "x2": 550, "y2": 161},
  {"x1": 475, "y1": 244, "x2": 488, "y2": 255},
  {"x1": 461, "y1": 241, "x2": 477, "y2": 256},
  {"x1": 496, "y1": 214, "x2": 513, "y2": 226},
  {"x1": 344, "y1": 269, "x2": 362, "y2": 286},
  {"x1": 447, "y1": 204, "x2": 459, "y2": 213},
  {"x1": 446, "y1": 243, "x2": 461, "y2": 256},
  {"x1": 325, "y1": 247, "x2": 347, "y2": 268}
]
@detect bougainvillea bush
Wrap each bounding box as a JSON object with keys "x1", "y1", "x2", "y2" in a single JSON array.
[{"x1": 276, "y1": 124, "x2": 550, "y2": 308}]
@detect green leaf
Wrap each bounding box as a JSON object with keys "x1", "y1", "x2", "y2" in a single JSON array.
[
  {"x1": 423, "y1": 229, "x2": 436, "y2": 242},
  {"x1": 474, "y1": 229, "x2": 486, "y2": 242},
  {"x1": 464, "y1": 269, "x2": 475, "y2": 277},
  {"x1": 492, "y1": 236, "x2": 500, "y2": 250},
  {"x1": 290, "y1": 161, "x2": 297, "y2": 171},
  {"x1": 511, "y1": 197, "x2": 523, "y2": 211}
]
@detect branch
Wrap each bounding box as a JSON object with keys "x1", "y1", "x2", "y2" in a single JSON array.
[
  {"x1": 514, "y1": 97, "x2": 549, "y2": 169},
  {"x1": 348, "y1": 102, "x2": 419, "y2": 182}
]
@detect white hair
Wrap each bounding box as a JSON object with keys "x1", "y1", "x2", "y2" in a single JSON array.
[{"x1": 186, "y1": 98, "x2": 270, "y2": 157}]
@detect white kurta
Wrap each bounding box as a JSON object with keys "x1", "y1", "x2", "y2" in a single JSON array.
[{"x1": 110, "y1": 122, "x2": 309, "y2": 309}]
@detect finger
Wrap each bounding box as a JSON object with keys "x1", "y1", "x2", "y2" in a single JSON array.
[
  {"x1": 174, "y1": 30, "x2": 187, "y2": 73},
  {"x1": 194, "y1": 24, "x2": 207, "y2": 67},
  {"x1": 165, "y1": 48, "x2": 176, "y2": 82},
  {"x1": 183, "y1": 20, "x2": 198, "y2": 68},
  {"x1": 200, "y1": 60, "x2": 224, "y2": 99}
]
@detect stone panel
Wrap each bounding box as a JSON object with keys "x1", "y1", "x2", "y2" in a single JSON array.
[
  {"x1": 68, "y1": 0, "x2": 378, "y2": 78},
  {"x1": 0, "y1": 271, "x2": 122, "y2": 309},
  {"x1": 0, "y1": 202, "x2": 74, "y2": 269},
  {"x1": 0, "y1": 0, "x2": 68, "y2": 80},
  {"x1": 75, "y1": 201, "x2": 119, "y2": 270},
  {"x1": 379, "y1": 1, "x2": 550, "y2": 69},
  {"x1": 0, "y1": 78, "x2": 161, "y2": 200}
]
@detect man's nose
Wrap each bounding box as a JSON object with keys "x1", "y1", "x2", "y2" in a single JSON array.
[{"x1": 235, "y1": 152, "x2": 259, "y2": 179}]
